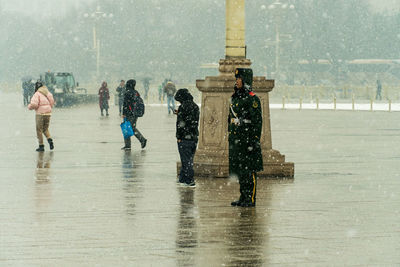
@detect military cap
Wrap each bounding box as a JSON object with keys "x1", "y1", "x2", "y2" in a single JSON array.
[{"x1": 235, "y1": 68, "x2": 253, "y2": 88}]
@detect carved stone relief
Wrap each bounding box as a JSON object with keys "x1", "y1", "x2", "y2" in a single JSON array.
[{"x1": 202, "y1": 96, "x2": 224, "y2": 146}]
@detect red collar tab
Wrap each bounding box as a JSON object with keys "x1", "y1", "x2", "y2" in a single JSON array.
[{"x1": 249, "y1": 91, "x2": 255, "y2": 96}]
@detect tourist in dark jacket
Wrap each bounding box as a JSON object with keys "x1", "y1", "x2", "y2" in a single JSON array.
[
  {"x1": 121, "y1": 79, "x2": 147, "y2": 150},
  {"x1": 174, "y1": 88, "x2": 200, "y2": 186},
  {"x1": 98, "y1": 81, "x2": 110, "y2": 116}
]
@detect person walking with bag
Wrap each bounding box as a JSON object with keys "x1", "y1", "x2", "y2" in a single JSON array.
[
  {"x1": 98, "y1": 81, "x2": 110, "y2": 116},
  {"x1": 174, "y1": 88, "x2": 199, "y2": 187},
  {"x1": 121, "y1": 79, "x2": 147, "y2": 150},
  {"x1": 28, "y1": 81, "x2": 55, "y2": 152}
]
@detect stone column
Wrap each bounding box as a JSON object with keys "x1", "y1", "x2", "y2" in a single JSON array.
[
  {"x1": 225, "y1": 0, "x2": 246, "y2": 58},
  {"x1": 180, "y1": 0, "x2": 294, "y2": 178}
]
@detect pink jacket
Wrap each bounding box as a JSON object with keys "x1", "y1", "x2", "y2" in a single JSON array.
[{"x1": 28, "y1": 86, "x2": 55, "y2": 114}]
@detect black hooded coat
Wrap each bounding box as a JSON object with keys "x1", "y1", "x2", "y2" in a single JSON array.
[
  {"x1": 174, "y1": 89, "x2": 200, "y2": 142},
  {"x1": 122, "y1": 79, "x2": 140, "y2": 118}
]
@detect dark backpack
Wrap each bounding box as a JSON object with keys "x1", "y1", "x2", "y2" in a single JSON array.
[{"x1": 135, "y1": 94, "x2": 145, "y2": 117}]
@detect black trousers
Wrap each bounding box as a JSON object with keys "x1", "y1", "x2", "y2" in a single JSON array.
[
  {"x1": 124, "y1": 116, "x2": 146, "y2": 148},
  {"x1": 118, "y1": 98, "x2": 124, "y2": 114},
  {"x1": 238, "y1": 172, "x2": 257, "y2": 204},
  {"x1": 23, "y1": 93, "x2": 29, "y2": 106},
  {"x1": 178, "y1": 140, "x2": 197, "y2": 184}
]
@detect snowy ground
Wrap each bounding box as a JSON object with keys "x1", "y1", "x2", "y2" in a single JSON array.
[{"x1": 0, "y1": 93, "x2": 399, "y2": 265}]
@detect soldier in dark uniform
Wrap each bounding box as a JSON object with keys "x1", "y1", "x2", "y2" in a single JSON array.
[{"x1": 229, "y1": 68, "x2": 263, "y2": 207}]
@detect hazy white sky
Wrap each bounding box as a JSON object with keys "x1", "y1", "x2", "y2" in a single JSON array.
[
  {"x1": 369, "y1": 0, "x2": 400, "y2": 12},
  {"x1": 1, "y1": 0, "x2": 399, "y2": 16},
  {"x1": 1, "y1": 0, "x2": 94, "y2": 17}
]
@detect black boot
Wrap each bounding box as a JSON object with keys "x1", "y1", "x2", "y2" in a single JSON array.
[
  {"x1": 48, "y1": 138, "x2": 54, "y2": 150},
  {"x1": 239, "y1": 201, "x2": 255, "y2": 207},
  {"x1": 36, "y1": 145, "x2": 45, "y2": 152},
  {"x1": 122, "y1": 138, "x2": 131, "y2": 150},
  {"x1": 231, "y1": 195, "x2": 245, "y2": 206},
  {"x1": 231, "y1": 200, "x2": 242, "y2": 206},
  {"x1": 141, "y1": 139, "x2": 147, "y2": 149}
]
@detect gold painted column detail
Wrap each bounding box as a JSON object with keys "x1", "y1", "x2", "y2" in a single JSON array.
[{"x1": 226, "y1": 0, "x2": 246, "y2": 58}]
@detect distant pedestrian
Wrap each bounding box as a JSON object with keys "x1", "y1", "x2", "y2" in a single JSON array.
[
  {"x1": 174, "y1": 88, "x2": 199, "y2": 187},
  {"x1": 160, "y1": 78, "x2": 168, "y2": 102},
  {"x1": 164, "y1": 80, "x2": 176, "y2": 114},
  {"x1": 28, "y1": 81, "x2": 55, "y2": 152},
  {"x1": 116, "y1": 80, "x2": 125, "y2": 116},
  {"x1": 376, "y1": 79, "x2": 382, "y2": 100},
  {"x1": 98, "y1": 81, "x2": 110, "y2": 116},
  {"x1": 28, "y1": 80, "x2": 35, "y2": 101},
  {"x1": 158, "y1": 84, "x2": 163, "y2": 102},
  {"x1": 22, "y1": 81, "x2": 30, "y2": 106},
  {"x1": 229, "y1": 68, "x2": 263, "y2": 207},
  {"x1": 121, "y1": 79, "x2": 147, "y2": 150},
  {"x1": 142, "y1": 77, "x2": 151, "y2": 100}
]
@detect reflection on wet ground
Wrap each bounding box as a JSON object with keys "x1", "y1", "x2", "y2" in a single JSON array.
[
  {"x1": 0, "y1": 93, "x2": 399, "y2": 265},
  {"x1": 35, "y1": 151, "x2": 53, "y2": 182}
]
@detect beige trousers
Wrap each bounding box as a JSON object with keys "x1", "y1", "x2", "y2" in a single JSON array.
[{"x1": 36, "y1": 115, "x2": 51, "y2": 145}]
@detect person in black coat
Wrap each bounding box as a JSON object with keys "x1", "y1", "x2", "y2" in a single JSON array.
[
  {"x1": 174, "y1": 88, "x2": 200, "y2": 186},
  {"x1": 121, "y1": 79, "x2": 147, "y2": 150}
]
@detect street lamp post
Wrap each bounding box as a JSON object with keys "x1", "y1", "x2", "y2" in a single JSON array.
[
  {"x1": 84, "y1": 6, "x2": 113, "y2": 79},
  {"x1": 264, "y1": 1, "x2": 294, "y2": 79}
]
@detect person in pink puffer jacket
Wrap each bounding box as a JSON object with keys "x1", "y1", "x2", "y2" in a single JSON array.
[{"x1": 28, "y1": 81, "x2": 55, "y2": 152}]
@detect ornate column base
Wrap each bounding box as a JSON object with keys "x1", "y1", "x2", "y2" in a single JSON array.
[
  {"x1": 178, "y1": 149, "x2": 294, "y2": 178},
  {"x1": 176, "y1": 58, "x2": 294, "y2": 179}
]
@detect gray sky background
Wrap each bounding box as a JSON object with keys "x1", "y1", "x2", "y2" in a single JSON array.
[
  {"x1": 369, "y1": 0, "x2": 400, "y2": 12},
  {"x1": 1, "y1": 0, "x2": 400, "y2": 83},
  {"x1": 1, "y1": 0, "x2": 400, "y2": 16},
  {"x1": 1, "y1": 0, "x2": 94, "y2": 17}
]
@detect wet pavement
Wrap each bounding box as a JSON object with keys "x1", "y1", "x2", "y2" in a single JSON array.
[{"x1": 1, "y1": 92, "x2": 399, "y2": 266}]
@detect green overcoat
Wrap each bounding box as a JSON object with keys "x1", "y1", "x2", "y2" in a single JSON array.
[{"x1": 228, "y1": 88, "x2": 263, "y2": 175}]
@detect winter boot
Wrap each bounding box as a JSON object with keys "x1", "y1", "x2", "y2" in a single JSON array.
[
  {"x1": 231, "y1": 195, "x2": 245, "y2": 206},
  {"x1": 231, "y1": 200, "x2": 241, "y2": 206},
  {"x1": 36, "y1": 145, "x2": 45, "y2": 152},
  {"x1": 141, "y1": 139, "x2": 147, "y2": 149},
  {"x1": 48, "y1": 138, "x2": 54, "y2": 150},
  {"x1": 239, "y1": 201, "x2": 256, "y2": 207}
]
